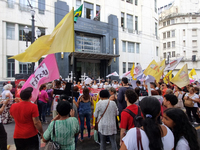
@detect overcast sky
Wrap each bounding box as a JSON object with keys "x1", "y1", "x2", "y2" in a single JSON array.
[{"x1": 158, "y1": 0, "x2": 174, "y2": 7}]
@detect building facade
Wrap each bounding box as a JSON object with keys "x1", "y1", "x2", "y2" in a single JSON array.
[
  {"x1": 0, "y1": 0, "x2": 160, "y2": 82},
  {"x1": 159, "y1": 0, "x2": 200, "y2": 77}
]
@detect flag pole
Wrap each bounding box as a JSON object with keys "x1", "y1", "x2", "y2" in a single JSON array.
[{"x1": 72, "y1": 7, "x2": 75, "y2": 103}]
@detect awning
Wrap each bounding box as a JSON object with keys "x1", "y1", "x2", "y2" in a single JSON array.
[{"x1": 69, "y1": 51, "x2": 120, "y2": 60}]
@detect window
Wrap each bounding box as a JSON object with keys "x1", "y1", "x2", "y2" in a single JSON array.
[
  {"x1": 155, "y1": 22, "x2": 157, "y2": 37},
  {"x1": 163, "y1": 43, "x2": 166, "y2": 49},
  {"x1": 171, "y1": 30, "x2": 175, "y2": 37},
  {"x1": 38, "y1": 0, "x2": 45, "y2": 14},
  {"x1": 121, "y1": 12, "x2": 124, "y2": 28},
  {"x1": 122, "y1": 41, "x2": 126, "y2": 52},
  {"x1": 167, "y1": 42, "x2": 171, "y2": 48},
  {"x1": 183, "y1": 29, "x2": 185, "y2": 36},
  {"x1": 168, "y1": 52, "x2": 171, "y2": 58},
  {"x1": 126, "y1": 0, "x2": 133, "y2": 4},
  {"x1": 163, "y1": 32, "x2": 166, "y2": 39},
  {"x1": 192, "y1": 17, "x2": 196, "y2": 22},
  {"x1": 182, "y1": 17, "x2": 185, "y2": 22},
  {"x1": 172, "y1": 51, "x2": 175, "y2": 57},
  {"x1": 19, "y1": 63, "x2": 32, "y2": 75},
  {"x1": 84, "y1": 2, "x2": 93, "y2": 19},
  {"x1": 135, "y1": 16, "x2": 138, "y2": 31},
  {"x1": 19, "y1": 0, "x2": 35, "y2": 11},
  {"x1": 155, "y1": 0, "x2": 157, "y2": 13},
  {"x1": 123, "y1": 62, "x2": 126, "y2": 73},
  {"x1": 128, "y1": 42, "x2": 135, "y2": 53},
  {"x1": 127, "y1": 14, "x2": 133, "y2": 33},
  {"x1": 76, "y1": 34, "x2": 101, "y2": 53},
  {"x1": 183, "y1": 40, "x2": 186, "y2": 47},
  {"x1": 163, "y1": 52, "x2": 166, "y2": 58},
  {"x1": 163, "y1": 22, "x2": 166, "y2": 27},
  {"x1": 172, "y1": 41, "x2": 175, "y2": 48},
  {"x1": 128, "y1": 63, "x2": 133, "y2": 71},
  {"x1": 192, "y1": 29, "x2": 197, "y2": 36},
  {"x1": 167, "y1": 31, "x2": 170, "y2": 38},
  {"x1": 6, "y1": 23, "x2": 15, "y2": 40},
  {"x1": 167, "y1": 20, "x2": 170, "y2": 25},
  {"x1": 136, "y1": 43, "x2": 140, "y2": 53},
  {"x1": 7, "y1": 56, "x2": 15, "y2": 77},
  {"x1": 38, "y1": 27, "x2": 45, "y2": 36},
  {"x1": 7, "y1": 0, "x2": 15, "y2": 8},
  {"x1": 192, "y1": 40, "x2": 197, "y2": 48},
  {"x1": 95, "y1": 5, "x2": 100, "y2": 21},
  {"x1": 171, "y1": 19, "x2": 175, "y2": 24},
  {"x1": 135, "y1": 0, "x2": 138, "y2": 5},
  {"x1": 76, "y1": 0, "x2": 81, "y2": 9},
  {"x1": 156, "y1": 47, "x2": 159, "y2": 56},
  {"x1": 19, "y1": 25, "x2": 32, "y2": 41}
]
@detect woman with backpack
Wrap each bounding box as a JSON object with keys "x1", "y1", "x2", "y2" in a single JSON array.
[{"x1": 120, "y1": 97, "x2": 174, "y2": 150}]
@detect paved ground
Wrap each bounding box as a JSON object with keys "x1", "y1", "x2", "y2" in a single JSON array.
[{"x1": 4, "y1": 116, "x2": 200, "y2": 150}]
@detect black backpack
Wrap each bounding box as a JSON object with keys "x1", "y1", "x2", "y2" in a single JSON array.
[
  {"x1": 123, "y1": 106, "x2": 143, "y2": 128},
  {"x1": 139, "y1": 86, "x2": 148, "y2": 96}
]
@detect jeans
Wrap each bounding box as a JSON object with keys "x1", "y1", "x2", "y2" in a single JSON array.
[
  {"x1": 46, "y1": 99, "x2": 53, "y2": 116},
  {"x1": 186, "y1": 107, "x2": 200, "y2": 123},
  {"x1": 0, "y1": 123, "x2": 7, "y2": 150},
  {"x1": 79, "y1": 112, "x2": 91, "y2": 140},
  {"x1": 99, "y1": 132, "x2": 118, "y2": 150},
  {"x1": 38, "y1": 100, "x2": 47, "y2": 122}
]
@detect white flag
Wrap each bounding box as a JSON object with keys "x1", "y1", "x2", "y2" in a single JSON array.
[
  {"x1": 164, "y1": 57, "x2": 183, "y2": 71},
  {"x1": 106, "y1": 71, "x2": 119, "y2": 78},
  {"x1": 134, "y1": 64, "x2": 143, "y2": 78},
  {"x1": 121, "y1": 71, "x2": 131, "y2": 78},
  {"x1": 84, "y1": 77, "x2": 92, "y2": 84}
]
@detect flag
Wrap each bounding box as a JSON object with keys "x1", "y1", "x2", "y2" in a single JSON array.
[
  {"x1": 134, "y1": 64, "x2": 143, "y2": 78},
  {"x1": 106, "y1": 71, "x2": 119, "y2": 78},
  {"x1": 94, "y1": 9, "x2": 100, "y2": 21},
  {"x1": 21, "y1": 54, "x2": 60, "y2": 102},
  {"x1": 143, "y1": 60, "x2": 160, "y2": 81},
  {"x1": 74, "y1": 4, "x2": 83, "y2": 22},
  {"x1": 189, "y1": 68, "x2": 197, "y2": 79},
  {"x1": 10, "y1": 8, "x2": 75, "y2": 62},
  {"x1": 171, "y1": 64, "x2": 190, "y2": 88},
  {"x1": 130, "y1": 64, "x2": 137, "y2": 80},
  {"x1": 163, "y1": 70, "x2": 172, "y2": 84},
  {"x1": 85, "y1": 77, "x2": 92, "y2": 84},
  {"x1": 121, "y1": 71, "x2": 131, "y2": 78},
  {"x1": 164, "y1": 57, "x2": 183, "y2": 71},
  {"x1": 154, "y1": 60, "x2": 165, "y2": 82}
]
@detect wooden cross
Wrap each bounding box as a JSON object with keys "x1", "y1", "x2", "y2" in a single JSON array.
[
  {"x1": 97, "y1": 77, "x2": 101, "y2": 83},
  {"x1": 69, "y1": 71, "x2": 73, "y2": 82},
  {"x1": 65, "y1": 76, "x2": 70, "y2": 82}
]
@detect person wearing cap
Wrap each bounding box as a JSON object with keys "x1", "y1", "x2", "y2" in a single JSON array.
[{"x1": 10, "y1": 87, "x2": 43, "y2": 150}]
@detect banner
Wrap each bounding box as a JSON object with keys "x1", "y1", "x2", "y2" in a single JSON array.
[
  {"x1": 164, "y1": 57, "x2": 183, "y2": 71},
  {"x1": 106, "y1": 71, "x2": 119, "y2": 78},
  {"x1": 134, "y1": 64, "x2": 143, "y2": 78},
  {"x1": 21, "y1": 54, "x2": 60, "y2": 102},
  {"x1": 189, "y1": 68, "x2": 197, "y2": 79},
  {"x1": 171, "y1": 64, "x2": 190, "y2": 88},
  {"x1": 163, "y1": 70, "x2": 172, "y2": 84}
]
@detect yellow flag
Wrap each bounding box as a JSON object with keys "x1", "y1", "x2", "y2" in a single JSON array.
[
  {"x1": 171, "y1": 64, "x2": 190, "y2": 88},
  {"x1": 10, "y1": 8, "x2": 74, "y2": 62},
  {"x1": 154, "y1": 60, "x2": 165, "y2": 82},
  {"x1": 143, "y1": 60, "x2": 160, "y2": 81},
  {"x1": 163, "y1": 70, "x2": 172, "y2": 84},
  {"x1": 130, "y1": 64, "x2": 137, "y2": 80},
  {"x1": 188, "y1": 68, "x2": 197, "y2": 79}
]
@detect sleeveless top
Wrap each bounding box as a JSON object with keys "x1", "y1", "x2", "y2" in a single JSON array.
[{"x1": 78, "y1": 95, "x2": 92, "y2": 114}]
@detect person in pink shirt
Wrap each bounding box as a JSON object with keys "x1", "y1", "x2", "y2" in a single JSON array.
[{"x1": 38, "y1": 84, "x2": 48, "y2": 123}]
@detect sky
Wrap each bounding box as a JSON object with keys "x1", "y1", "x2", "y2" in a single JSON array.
[{"x1": 158, "y1": 0, "x2": 174, "y2": 8}]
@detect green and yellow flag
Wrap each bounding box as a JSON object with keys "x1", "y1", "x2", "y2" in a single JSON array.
[
  {"x1": 163, "y1": 70, "x2": 172, "y2": 84},
  {"x1": 10, "y1": 8, "x2": 75, "y2": 62},
  {"x1": 74, "y1": 4, "x2": 83, "y2": 22},
  {"x1": 143, "y1": 60, "x2": 160, "y2": 81}
]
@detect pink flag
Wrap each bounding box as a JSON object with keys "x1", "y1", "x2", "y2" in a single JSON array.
[{"x1": 21, "y1": 54, "x2": 60, "y2": 102}]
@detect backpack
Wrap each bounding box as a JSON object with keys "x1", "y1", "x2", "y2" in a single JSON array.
[
  {"x1": 123, "y1": 106, "x2": 143, "y2": 128},
  {"x1": 139, "y1": 86, "x2": 148, "y2": 96}
]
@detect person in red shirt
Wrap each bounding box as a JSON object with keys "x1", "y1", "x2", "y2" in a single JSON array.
[
  {"x1": 10, "y1": 87, "x2": 43, "y2": 150},
  {"x1": 162, "y1": 83, "x2": 168, "y2": 97},
  {"x1": 119, "y1": 89, "x2": 140, "y2": 145}
]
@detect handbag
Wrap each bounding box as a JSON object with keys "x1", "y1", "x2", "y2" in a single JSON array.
[
  {"x1": 175, "y1": 93, "x2": 184, "y2": 108},
  {"x1": 136, "y1": 128, "x2": 144, "y2": 150},
  {"x1": 184, "y1": 95, "x2": 194, "y2": 107},
  {"x1": 94, "y1": 100, "x2": 110, "y2": 131},
  {"x1": 44, "y1": 121, "x2": 61, "y2": 150}
]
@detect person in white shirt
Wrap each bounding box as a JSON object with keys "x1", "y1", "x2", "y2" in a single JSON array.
[
  {"x1": 98, "y1": 80, "x2": 104, "y2": 89},
  {"x1": 112, "y1": 81, "x2": 118, "y2": 89},
  {"x1": 120, "y1": 97, "x2": 174, "y2": 150},
  {"x1": 91, "y1": 80, "x2": 98, "y2": 89},
  {"x1": 163, "y1": 108, "x2": 199, "y2": 150}
]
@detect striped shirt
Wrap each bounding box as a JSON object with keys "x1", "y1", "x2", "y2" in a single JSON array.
[{"x1": 43, "y1": 117, "x2": 79, "y2": 150}]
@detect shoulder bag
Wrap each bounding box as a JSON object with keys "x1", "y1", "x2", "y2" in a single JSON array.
[
  {"x1": 184, "y1": 94, "x2": 194, "y2": 107},
  {"x1": 136, "y1": 128, "x2": 144, "y2": 150},
  {"x1": 44, "y1": 121, "x2": 61, "y2": 150},
  {"x1": 94, "y1": 100, "x2": 110, "y2": 131}
]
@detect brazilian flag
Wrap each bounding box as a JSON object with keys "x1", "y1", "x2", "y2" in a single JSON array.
[{"x1": 74, "y1": 4, "x2": 83, "y2": 22}]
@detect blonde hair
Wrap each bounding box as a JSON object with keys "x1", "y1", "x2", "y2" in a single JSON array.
[{"x1": 3, "y1": 84, "x2": 13, "y2": 90}]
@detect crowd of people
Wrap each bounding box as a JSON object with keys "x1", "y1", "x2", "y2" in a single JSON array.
[{"x1": 0, "y1": 77, "x2": 200, "y2": 150}]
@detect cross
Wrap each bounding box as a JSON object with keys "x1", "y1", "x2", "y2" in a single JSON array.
[
  {"x1": 69, "y1": 71, "x2": 73, "y2": 83},
  {"x1": 65, "y1": 76, "x2": 70, "y2": 82},
  {"x1": 97, "y1": 77, "x2": 101, "y2": 83},
  {"x1": 79, "y1": 73, "x2": 87, "y2": 81}
]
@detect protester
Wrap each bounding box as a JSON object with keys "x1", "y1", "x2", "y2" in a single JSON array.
[
  {"x1": 98, "y1": 80, "x2": 104, "y2": 89},
  {"x1": 184, "y1": 87, "x2": 200, "y2": 124},
  {"x1": 117, "y1": 77, "x2": 132, "y2": 118},
  {"x1": 15, "y1": 81, "x2": 25, "y2": 103},
  {"x1": 38, "y1": 84, "x2": 48, "y2": 123},
  {"x1": 163, "y1": 94, "x2": 178, "y2": 109},
  {"x1": 46, "y1": 83, "x2": 53, "y2": 116},
  {"x1": 166, "y1": 88, "x2": 173, "y2": 94},
  {"x1": 43, "y1": 101, "x2": 79, "y2": 150},
  {"x1": 73, "y1": 86, "x2": 80, "y2": 102},
  {"x1": 120, "y1": 89, "x2": 140, "y2": 145},
  {"x1": 136, "y1": 80, "x2": 148, "y2": 96},
  {"x1": 104, "y1": 82, "x2": 111, "y2": 90},
  {"x1": 76, "y1": 81, "x2": 82, "y2": 90},
  {"x1": 0, "y1": 98, "x2": 10, "y2": 150},
  {"x1": 77, "y1": 87, "x2": 93, "y2": 141},
  {"x1": 1, "y1": 84, "x2": 13, "y2": 124},
  {"x1": 94, "y1": 90, "x2": 118, "y2": 150},
  {"x1": 163, "y1": 108, "x2": 199, "y2": 150},
  {"x1": 109, "y1": 87, "x2": 117, "y2": 102},
  {"x1": 120, "y1": 97, "x2": 174, "y2": 150},
  {"x1": 112, "y1": 81, "x2": 118, "y2": 89},
  {"x1": 10, "y1": 87, "x2": 43, "y2": 150},
  {"x1": 162, "y1": 83, "x2": 168, "y2": 96},
  {"x1": 174, "y1": 86, "x2": 184, "y2": 108},
  {"x1": 92, "y1": 80, "x2": 98, "y2": 89}
]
